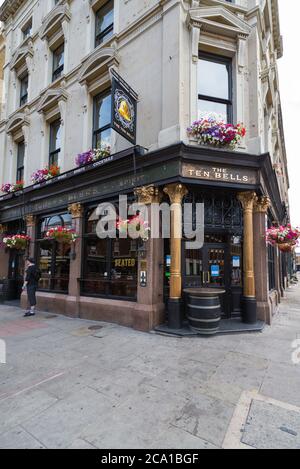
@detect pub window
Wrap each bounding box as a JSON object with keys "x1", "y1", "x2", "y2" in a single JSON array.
[
  {"x1": 49, "y1": 119, "x2": 61, "y2": 166},
  {"x1": 93, "y1": 90, "x2": 112, "y2": 148},
  {"x1": 16, "y1": 141, "x2": 25, "y2": 182},
  {"x1": 36, "y1": 213, "x2": 72, "y2": 293},
  {"x1": 267, "y1": 219, "x2": 276, "y2": 291},
  {"x1": 95, "y1": 0, "x2": 114, "y2": 47},
  {"x1": 198, "y1": 52, "x2": 233, "y2": 123},
  {"x1": 81, "y1": 207, "x2": 137, "y2": 300}
]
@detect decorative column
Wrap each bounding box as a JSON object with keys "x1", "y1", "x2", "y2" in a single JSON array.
[
  {"x1": 254, "y1": 196, "x2": 272, "y2": 324},
  {"x1": 134, "y1": 185, "x2": 165, "y2": 331},
  {"x1": 238, "y1": 192, "x2": 258, "y2": 324},
  {"x1": 164, "y1": 183, "x2": 188, "y2": 329},
  {"x1": 67, "y1": 203, "x2": 84, "y2": 318},
  {"x1": 25, "y1": 215, "x2": 37, "y2": 259}
]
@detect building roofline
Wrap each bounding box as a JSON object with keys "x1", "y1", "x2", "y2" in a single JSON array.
[{"x1": 0, "y1": 0, "x2": 26, "y2": 22}]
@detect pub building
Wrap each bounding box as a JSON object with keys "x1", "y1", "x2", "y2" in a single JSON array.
[
  {"x1": 0, "y1": 144, "x2": 289, "y2": 331},
  {"x1": 0, "y1": 0, "x2": 290, "y2": 332}
]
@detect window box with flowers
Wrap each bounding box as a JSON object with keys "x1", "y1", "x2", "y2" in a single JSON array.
[
  {"x1": 31, "y1": 165, "x2": 60, "y2": 185},
  {"x1": 75, "y1": 145, "x2": 111, "y2": 168},
  {"x1": 187, "y1": 118, "x2": 246, "y2": 150},
  {"x1": 266, "y1": 225, "x2": 300, "y2": 253},
  {"x1": 45, "y1": 227, "x2": 79, "y2": 245},
  {"x1": 2, "y1": 234, "x2": 31, "y2": 251},
  {"x1": 1, "y1": 181, "x2": 24, "y2": 194}
]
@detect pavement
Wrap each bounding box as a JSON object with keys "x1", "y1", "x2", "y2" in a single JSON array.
[{"x1": 0, "y1": 280, "x2": 300, "y2": 449}]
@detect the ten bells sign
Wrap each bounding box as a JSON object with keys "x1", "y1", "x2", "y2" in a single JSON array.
[{"x1": 182, "y1": 163, "x2": 258, "y2": 185}]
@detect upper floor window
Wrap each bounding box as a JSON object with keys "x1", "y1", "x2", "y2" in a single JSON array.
[
  {"x1": 22, "y1": 19, "x2": 32, "y2": 40},
  {"x1": 53, "y1": 43, "x2": 64, "y2": 82},
  {"x1": 93, "y1": 90, "x2": 112, "y2": 148},
  {"x1": 95, "y1": 0, "x2": 114, "y2": 47},
  {"x1": 20, "y1": 73, "x2": 29, "y2": 107},
  {"x1": 16, "y1": 141, "x2": 25, "y2": 182},
  {"x1": 198, "y1": 52, "x2": 232, "y2": 123},
  {"x1": 49, "y1": 119, "x2": 62, "y2": 166}
]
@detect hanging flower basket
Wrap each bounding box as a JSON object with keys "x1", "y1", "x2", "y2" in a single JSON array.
[
  {"x1": 266, "y1": 225, "x2": 300, "y2": 250},
  {"x1": 45, "y1": 227, "x2": 79, "y2": 244},
  {"x1": 1, "y1": 181, "x2": 24, "y2": 194},
  {"x1": 31, "y1": 165, "x2": 60, "y2": 184},
  {"x1": 187, "y1": 118, "x2": 246, "y2": 149},
  {"x1": 278, "y1": 243, "x2": 296, "y2": 253},
  {"x1": 116, "y1": 216, "x2": 150, "y2": 241},
  {"x1": 2, "y1": 234, "x2": 31, "y2": 250},
  {"x1": 75, "y1": 145, "x2": 111, "y2": 168}
]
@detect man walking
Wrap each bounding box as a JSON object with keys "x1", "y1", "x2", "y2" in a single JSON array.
[{"x1": 23, "y1": 258, "x2": 40, "y2": 318}]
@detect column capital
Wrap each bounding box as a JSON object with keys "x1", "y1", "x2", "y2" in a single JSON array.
[
  {"x1": 0, "y1": 224, "x2": 8, "y2": 234},
  {"x1": 237, "y1": 192, "x2": 257, "y2": 212},
  {"x1": 164, "y1": 184, "x2": 188, "y2": 204},
  {"x1": 254, "y1": 196, "x2": 271, "y2": 214},
  {"x1": 25, "y1": 215, "x2": 36, "y2": 226},
  {"x1": 135, "y1": 185, "x2": 162, "y2": 205},
  {"x1": 68, "y1": 203, "x2": 84, "y2": 219}
]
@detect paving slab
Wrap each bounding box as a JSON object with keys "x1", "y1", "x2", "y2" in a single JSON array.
[{"x1": 242, "y1": 400, "x2": 300, "y2": 449}]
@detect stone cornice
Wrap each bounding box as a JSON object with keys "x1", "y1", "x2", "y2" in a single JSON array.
[{"x1": 0, "y1": 0, "x2": 26, "y2": 22}]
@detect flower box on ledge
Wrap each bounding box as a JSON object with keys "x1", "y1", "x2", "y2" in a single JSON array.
[
  {"x1": 75, "y1": 145, "x2": 111, "y2": 168},
  {"x1": 31, "y1": 165, "x2": 60, "y2": 185},
  {"x1": 187, "y1": 118, "x2": 246, "y2": 151},
  {"x1": 1, "y1": 181, "x2": 24, "y2": 195}
]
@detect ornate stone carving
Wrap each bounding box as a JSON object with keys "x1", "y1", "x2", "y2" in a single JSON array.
[
  {"x1": 68, "y1": 203, "x2": 84, "y2": 218},
  {"x1": 254, "y1": 196, "x2": 271, "y2": 214},
  {"x1": 0, "y1": 224, "x2": 7, "y2": 234},
  {"x1": 237, "y1": 192, "x2": 258, "y2": 212},
  {"x1": 25, "y1": 215, "x2": 36, "y2": 226},
  {"x1": 134, "y1": 185, "x2": 162, "y2": 205},
  {"x1": 163, "y1": 184, "x2": 188, "y2": 204}
]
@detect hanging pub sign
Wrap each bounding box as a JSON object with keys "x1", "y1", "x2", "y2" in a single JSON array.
[{"x1": 111, "y1": 70, "x2": 138, "y2": 145}]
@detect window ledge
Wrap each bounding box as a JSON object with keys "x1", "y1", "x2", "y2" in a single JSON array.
[{"x1": 188, "y1": 137, "x2": 246, "y2": 153}]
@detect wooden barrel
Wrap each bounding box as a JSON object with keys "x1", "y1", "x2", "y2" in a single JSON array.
[{"x1": 184, "y1": 288, "x2": 226, "y2": 336}]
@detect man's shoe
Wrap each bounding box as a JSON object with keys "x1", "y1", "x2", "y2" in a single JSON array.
[{"x1": 24, "y1": 311, "x2": 35, "y2": 317}]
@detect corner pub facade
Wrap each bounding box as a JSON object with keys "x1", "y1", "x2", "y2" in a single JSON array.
[{"x1": 0, "y1": 0, "x2": 290, "y2": 331}]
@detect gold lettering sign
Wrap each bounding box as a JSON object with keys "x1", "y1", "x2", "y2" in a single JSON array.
[
  {"x1": 114, "y1": 258, "x2": 136, "y2": 268},
  {"x1": 182, "y1": 163, "x2": 258, "y2": 185}
]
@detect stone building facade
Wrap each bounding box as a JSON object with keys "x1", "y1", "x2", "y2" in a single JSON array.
[{"x1": 0, "y1": 0, "x2": 290, "y2": 330}]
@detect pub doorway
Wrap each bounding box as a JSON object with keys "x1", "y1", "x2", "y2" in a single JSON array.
[
  {"x1": 7, "y1": 250, "x2": 25, "y2": 301},
  {"x1": 183, "y1": 233, "x2": 243, "y2": 318}
]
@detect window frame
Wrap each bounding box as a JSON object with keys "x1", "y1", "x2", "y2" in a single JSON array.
[
  {"x1": 49, "y1": 119, "x2": 62, "y2": 167},
  {"x1": 92, "y1": 89, "x2": 112, "y2": 149},
  {"x1": 36, "y1": 212, "x2": 72, "y2": 294},
  {"x1": 198, "y1": 51, "x2": 233, "y2": 123},
  {"x1": 16, "y1": 141, "x2": 25, "y2": 182},
  {"x1": 80, "y1": 204, "x2": 138, "y2": 301},
  {"x1": 95, "y1": 0, "x2": 114, "y2": 48},
  {"x1": 52, "y1": 43, "x2": 64, "y2": 82},
  {"x1": 19, "y1": 73, "x2": 29, "y2": 107}
]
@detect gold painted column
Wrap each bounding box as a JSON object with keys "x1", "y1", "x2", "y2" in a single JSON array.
[
  {"x1": 134, "y1": 185, "x2": 165, "y2": 331},
  {"x1": 164, "y1": 183, "x2": 188, "y2": 329},
  {"x1": 67, "y1": 203, "x2": 84, "y2": 318},
  {"x1": 254, "y1": 197, "x2": 272, "y2": 324},
  {"x1": 238, "y1": 192, "x2": 258, "y2": 324}
]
